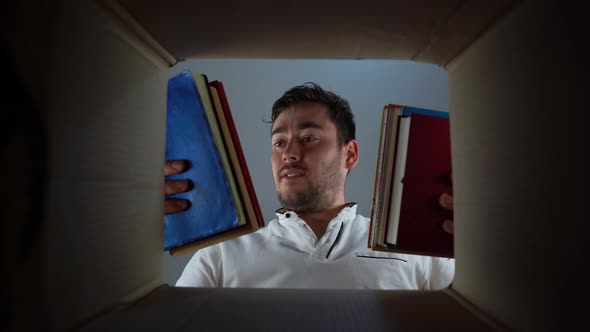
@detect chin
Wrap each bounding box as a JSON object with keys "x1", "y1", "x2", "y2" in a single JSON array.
[
  {"x1": 278, "y1": 192, "x2": 304, "y2": 207},
  {"x1": 279, "y1": 192, "x2": 299, "y2": 203}
]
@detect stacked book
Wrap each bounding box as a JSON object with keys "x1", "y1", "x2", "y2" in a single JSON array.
[
  {"x1": 164, "y1": 71, "x2": 264, "y2": 256},
  {"x1": 369, "y1": 104, "x2": 453, "y2": 258}
]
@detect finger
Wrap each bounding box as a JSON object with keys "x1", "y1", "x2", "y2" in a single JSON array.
[
  {"x1": 442, "y1": 219, "x2": 454, "y2": 235},
  {"x1": 439, "y1": 193, "x2": 454, "y2": 210},
  {"x1": 164, "y1": 199, "x2": 190, "y2": 214},
  {"x1": 165, "y1": 180, "x2": 192, "y2": 195},
  {"x1": 165, "y1": 160, "x2": 190, "y2": 176}
]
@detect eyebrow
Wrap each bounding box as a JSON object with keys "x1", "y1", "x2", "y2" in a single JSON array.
[{"x1": 271, "y1": 121, "x2": 324, "y2": 136}]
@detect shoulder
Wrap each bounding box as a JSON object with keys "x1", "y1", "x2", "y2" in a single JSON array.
[
  {"x1": 349, "y1": 213, "x2": 370, "y2": 229},
  {"x1": 411, "y1": 255, "x2": 455, "y2": 289},
  {"x1": 183, "y1": 243, "x2": 223, "y2": 266},
  {"x1": 175, "y1": 244, "x2": 223, "y2": 287},
  {"x1": 347, "y1": 213, "x2": 372, "y2": 240},
  {"x1": 411, "y1": 254, "x2": 455, "y2": 268},
  {"x1": 355, "y1": 213, "x2": 370, "y2": 222},
  {"x1": 217, "y1": 219, "x2": 279, "y2": 250},
  {"x1": 176, "y1": 220, "x2": 281, "y2": 287},
  {"x1": 385, "y1": 251, "x2": 454, "y2": 271}
]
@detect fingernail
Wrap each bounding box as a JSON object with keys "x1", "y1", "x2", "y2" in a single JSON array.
[
  {"x1": 175, "y1": 181, "x2": 185, "y2": 190},
  {"x1": 442, "y1": 194, "x2": 453, "y2": 205},
  {"x1": 177, "y1": 200, "x2": 189, "y2": 210},
  {"x1": 442, "y1": 219, "x2": 454, "y2": 235},
  {"x1": 171, "y1": 160, "x2": 182, "y2": 170}
]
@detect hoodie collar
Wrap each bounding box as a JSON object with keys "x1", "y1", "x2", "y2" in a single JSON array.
[{"x1": 275, "y1": 202, "x2": 358, "y2": 222}]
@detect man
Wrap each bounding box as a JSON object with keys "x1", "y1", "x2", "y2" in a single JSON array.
[{"x1": 165, "y1": 82, "x2": 454, "y2": 289}]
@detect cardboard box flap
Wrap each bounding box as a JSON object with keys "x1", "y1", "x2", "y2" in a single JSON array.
[
  {"x1": 79, "y1": 286, "x2": 503, "y2": 331},
  {"x1": 34, "y1": 1, "x2": 171, "y2": 330},
  {"x1": 118, "y1": 0, "x2": 516, "y2": 66}
]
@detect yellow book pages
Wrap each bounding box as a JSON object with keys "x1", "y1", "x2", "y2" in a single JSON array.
[
  {"x1": 369, "y1": 105, "x2": 389, "y2": 248},
  {"x1": 193, "y1": 74, "x2": 246, "y2": 227},
  {"x1": 375, "y1": 105, "x2": 403, "y2": 248},
  {"x1": 209, "y1": 85, "x2": 254, "y2": 227}
]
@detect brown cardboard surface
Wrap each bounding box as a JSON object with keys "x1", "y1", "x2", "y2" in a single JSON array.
[
  {"x1": 118, "y1": 0, "x2": 516, "y2": 67},
  {"x1": 3, "y1": 3, "x2": 56, "y2": 331},
  {"x1": 447, "y1": 1, "x2": 586, "y2": 330},
  {"x1": 79, "y1": 285, "x2": 500, "y2": 331},
  {"x1": 37, "y1": 1, "x2": 170, "y2": 330},
  {"x1": 12, "y1": 1, "x2": 581, "y2": 331}
]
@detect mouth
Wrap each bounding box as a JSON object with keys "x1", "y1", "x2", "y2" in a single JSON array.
[
  {"x1": 282, "y1": 172, "x2": 304, "y2": 180},
  {"x1": 279, "y1": 167, "x2": 306, "y2": 180}
]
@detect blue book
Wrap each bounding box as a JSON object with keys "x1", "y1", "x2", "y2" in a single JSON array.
[{"x1": 164, "y1": 71, "x2": 239, "y2": 251}]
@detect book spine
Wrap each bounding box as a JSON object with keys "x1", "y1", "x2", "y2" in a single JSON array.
[
  {"x1": 211, "y1": 81, "x2": 265, "y2": 228},
  {"x1": 209, "y1": 85, "x2": 250, "y2": 226},
  {"x1": 384, "y1": 116, "x2": 411, "y2": 245},
  {"x1": 369, "y1": 105, "x2": 389, "y2": 248},
  {"x1": 376, "y1": 106, "x2": 403, "y2": 247},
  {"x1": 194, "y1": 75, "x2": 247, "y2": 227},
  {"x1": 164, "y1": 71, "x2": 239, "y2": 250}
]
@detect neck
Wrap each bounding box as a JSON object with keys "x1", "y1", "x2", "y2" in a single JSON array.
[{"x1": 298, "y1": 200, "x2": 347, "y2": 239}]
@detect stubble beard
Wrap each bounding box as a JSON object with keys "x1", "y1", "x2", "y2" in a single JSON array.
[{"x1": 276, "y1": 155, "x2": 343, "y2": 213}]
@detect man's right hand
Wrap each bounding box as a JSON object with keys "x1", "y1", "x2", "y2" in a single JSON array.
[{"x1": 164, "y1": 160, "x2": 192, "y2": 214}]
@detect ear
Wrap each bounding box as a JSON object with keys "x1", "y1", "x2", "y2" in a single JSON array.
[{"x1": 343, "y1": 140, "x2": 359, "y2": 171}]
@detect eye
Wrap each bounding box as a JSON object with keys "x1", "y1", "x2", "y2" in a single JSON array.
[
  {"x1": 302, "y1": 136, "x2": 318, "y2": 143},
  {"x1": 272, "y1": 140, "x2": 285, "y2": 148}
]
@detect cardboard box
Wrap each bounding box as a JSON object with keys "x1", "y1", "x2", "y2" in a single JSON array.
[{"x1": 5, "y1": 1, "x2": 584, "y2": 331}]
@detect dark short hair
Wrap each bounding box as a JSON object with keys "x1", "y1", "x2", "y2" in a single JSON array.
[{"x1": 271, "y1": 82, "x2": 356, "y2": 146}]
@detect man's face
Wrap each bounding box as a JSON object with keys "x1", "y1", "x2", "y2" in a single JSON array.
[{"x1": 270, "y1": 103, "x2": 349, "y2": 213}]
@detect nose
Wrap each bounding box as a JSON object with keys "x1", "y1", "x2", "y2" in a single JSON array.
[{"x1": 282, "y1": 140, "x2": 301, "y2": 162}]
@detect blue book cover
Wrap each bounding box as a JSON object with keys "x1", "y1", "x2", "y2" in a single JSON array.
[{"x1": 164, "y1": 71, "x2": 239, "y2": 251}]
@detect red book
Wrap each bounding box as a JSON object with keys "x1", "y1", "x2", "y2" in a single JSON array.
[
  {"x1": 209, "y1": 81, "x2": 265, "y2": 228},
  {"x1": 370, "y1": 106, "x2": 453, "y2": 258},
  {"x1": 391, "y1": 112, "x2": 453, "y2": 257}
]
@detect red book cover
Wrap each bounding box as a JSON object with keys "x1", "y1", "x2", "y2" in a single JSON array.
[
  {"x1": 209, "y1": 81, "x2": 265, "y2": 227},
  {"x1": 389, "y1": 112, "x2": 453, "y2": 257}
]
